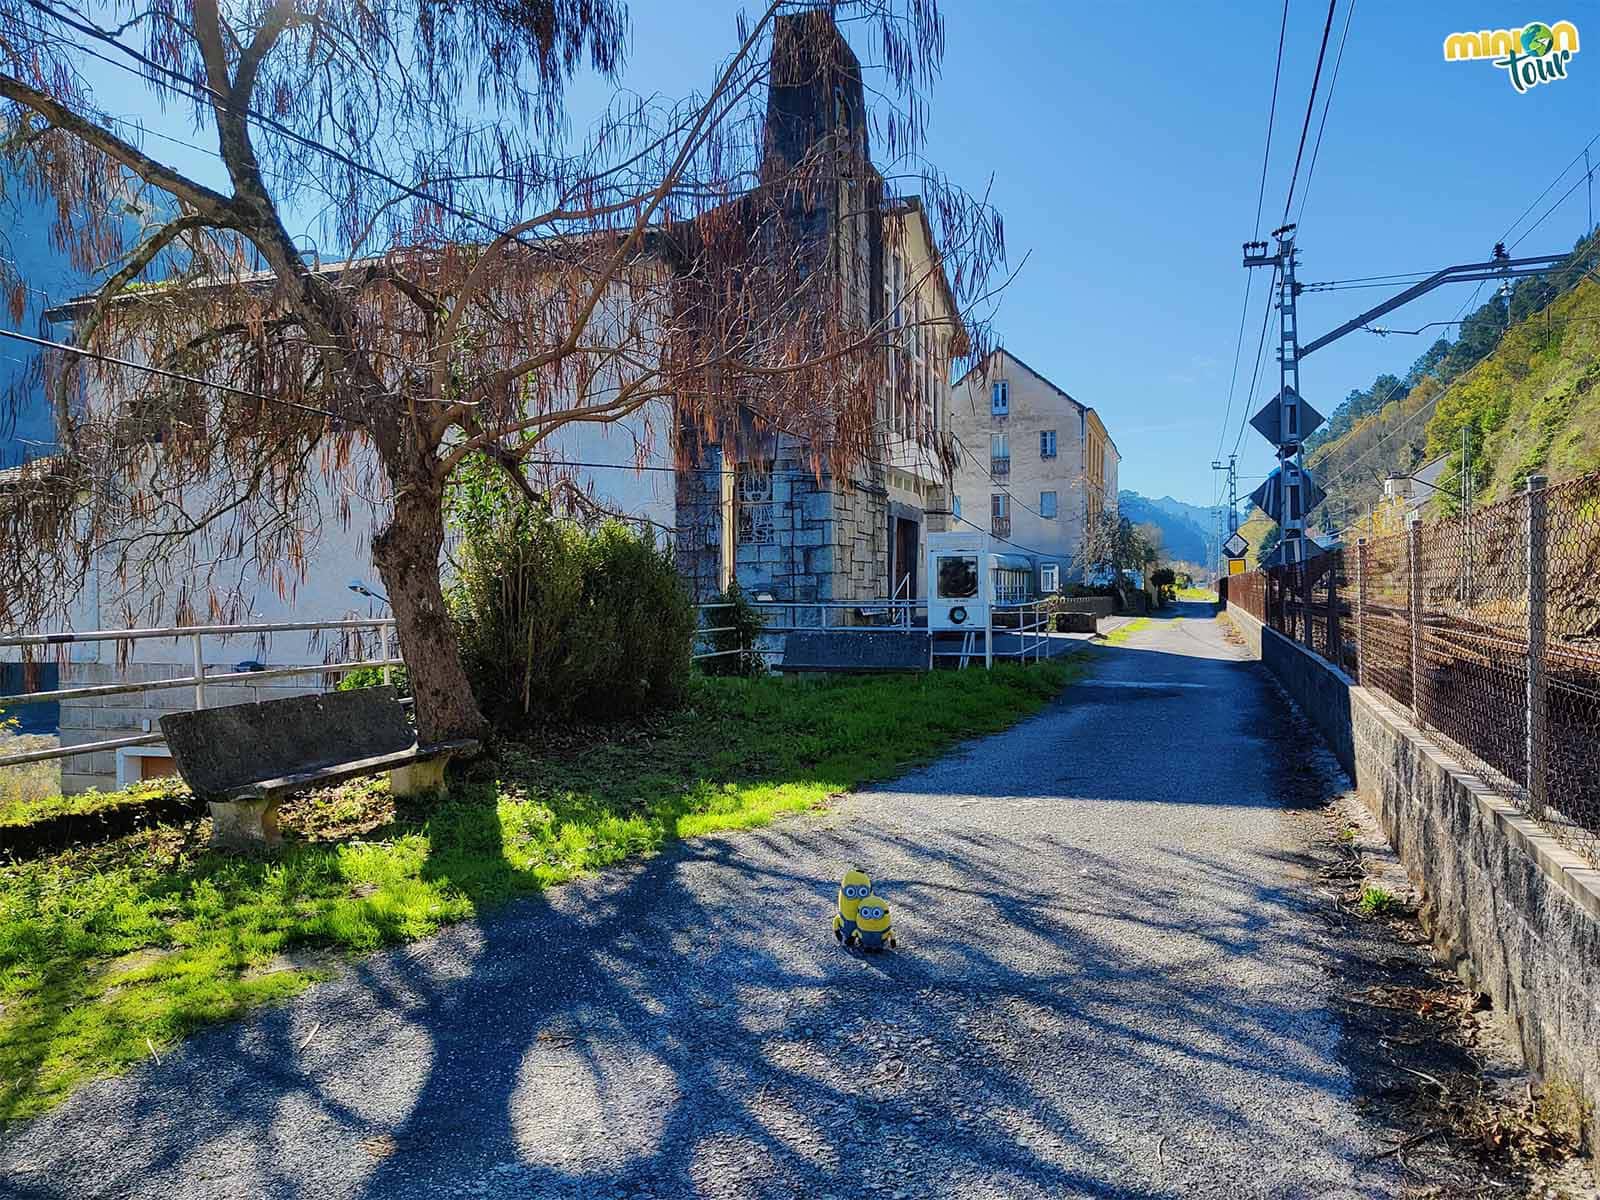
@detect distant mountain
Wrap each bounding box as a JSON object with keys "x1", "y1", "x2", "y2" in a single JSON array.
[{"x1": 1117, "y1": 490, "x2": 1223, "y2": 566}]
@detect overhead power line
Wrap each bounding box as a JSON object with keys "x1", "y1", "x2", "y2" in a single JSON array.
[
  {"x1": 1231, "y1": 263, "x2": 1279, "y2": 456},
  {"x1": 1294, "y1": 0, "x2": 1355, "y2": 226},
  {"x1": 1281, "y1": 0, "x2": 1340, "y2": 224},
  {"x1": 1252, "y1": 0, "x2": 1292, "y2": 240},
  {"x1": 0, "y1": 325, "x2": 337, "y2": 418},
  {"x1": 1220, "y1": 1, "x2": 1290, "y2": 464}
]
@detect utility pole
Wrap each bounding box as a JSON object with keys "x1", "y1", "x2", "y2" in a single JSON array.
[
  {"x1": 1231, "y1": 231, "x2": 1567, "y2": 566},
  {"x1": 1211, "y1": 453, "x2": 1239, "y2": 572},
  {"x1": 1242, "y1": 225, "x2": 1323, "y2": 565},
  {"x1": 1210, "y1": 455, "x2": 1239, "y2": 532}
]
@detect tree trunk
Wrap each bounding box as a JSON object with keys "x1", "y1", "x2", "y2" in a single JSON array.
[{"x1": 373, "y1": 481, "x2": 489, "y2": 747}]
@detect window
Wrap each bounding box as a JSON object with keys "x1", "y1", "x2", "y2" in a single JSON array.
[
  {"x1": 990, "y1": 432, "x2": 1009, "y2": 476},
  {"x1": 1040, "y1": 562, "x2": 1060, "y2": 593},
  {"x1": 1040, "y1": 490, "x2": 1058, "y2": 519},
  {"x1": 937, "y1": 555, "x2": 979, "y2": 599},
  {"x1": 1040, "y1": 429, "x2": 1057, "y2": 459},
  {"x1": 952, "y1": 495, "x2": 962, "y2": 519},
  {"x1": 736, "y1": 462, "x2": 775, "y2": 545},
  {"x1": 991, "y1": 493, "x2": 1008, "y2": 519},
  {"x1": 991, "y1": 379, "x2": 1009, "y2": 415}
]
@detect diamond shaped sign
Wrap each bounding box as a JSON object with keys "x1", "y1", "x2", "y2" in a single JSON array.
[
  {"x1": 1222, "y1": 531, "x2": 1248, "y2": 558},
  {"x1": 1248, "y1": 467, "x2": 1328, "y2": 526},
  {"x1": 1249, "y1": 386, "x2": 1326, "y2": 448}
]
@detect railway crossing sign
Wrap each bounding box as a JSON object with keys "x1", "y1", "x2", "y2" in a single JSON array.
[
  {"x1": 1248, "y1": 466, "x2": 1327, "y2": 527},
  {"x1": 1249, "y1": 385, "x2": 1325, "y2": 450},
  {"x1": 1221, "y1": 531, "x2": 1248, "y2": 559}
]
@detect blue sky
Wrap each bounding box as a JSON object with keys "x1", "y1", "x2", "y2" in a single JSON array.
[{"x1": 27, "y1": 3, "x2": 1600, "y2": 508}]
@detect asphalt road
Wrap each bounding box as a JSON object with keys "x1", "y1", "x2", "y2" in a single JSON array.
[{"x1": 0, "y1": 603, "x2": 1399, "y2": 1199}]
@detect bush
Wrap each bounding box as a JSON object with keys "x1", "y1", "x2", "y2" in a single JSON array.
[
  {"x1": 336, "y1": 665, "x2": 410, "y2": 694},
  {"x1": 450, "y1": 504, "x2": 696, "y2": 727},
  {"x1": 1151, "y1": 567, "x2": 1177, "y2": 608},
  {"x1": 698, "y1": 580, "x2": 767, "y2": 677}
]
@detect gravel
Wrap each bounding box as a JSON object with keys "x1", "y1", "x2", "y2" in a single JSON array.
[{"x1": 0, "y1": 603, "x2": 1403, "y2": 1198}]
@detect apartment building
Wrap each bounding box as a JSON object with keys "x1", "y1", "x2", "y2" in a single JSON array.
[{"x1": 950, "y1": 349, "x2": 1120, "y2": 590}]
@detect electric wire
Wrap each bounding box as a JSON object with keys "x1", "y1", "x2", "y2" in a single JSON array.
[
  {"x1": 1281, "y1": 0, "x2": 1340, "y2": 224},
  {"x1": 1293, "y1": 0, "x2": 1354, "y2": 226}
]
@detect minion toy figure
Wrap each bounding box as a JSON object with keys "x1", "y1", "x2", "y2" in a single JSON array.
[
  {"x1": 834, "y1": 869, "x2": 872, "y2": 943},
  {"x1": 853, "y1": 896, "x2": 896, "y2": 951}
]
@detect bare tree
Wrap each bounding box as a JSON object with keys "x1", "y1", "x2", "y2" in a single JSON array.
[{"x1": 0, "y1": 0, "x2": 1003, "y2": 741}]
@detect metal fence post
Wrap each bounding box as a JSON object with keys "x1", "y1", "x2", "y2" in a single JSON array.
[
  {"x1": 1326, "y1": 557, "x2": 1341, "y2": 667},
  {"x1": 984, "y1": 601, "x2": 993, "y2": 671},
  {"x1": 380, "y1": 623, "x2": 393, "y2": 687},
  {"x1": 191, "y1": 632, "x2": 206, "y2": 709},
  {"x1": 1407, "y1": 516, "x2": 1424, "y2": 729},
  {"x1": 1354, "y1": 539, "x2": 1367, "y2": 686},
  {"x1": 1301, "y1": 562, "x2": 1314, "y2": 650},
  {"x1": 1526, "y1": 474, "x2": 1549, "y2": 819}
]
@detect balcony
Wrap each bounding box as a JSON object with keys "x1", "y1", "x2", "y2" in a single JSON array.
[
  {"x1": 990, "y1": 455, "x2": 1010, "y2": 478},
  {"x1": 991, "y1": 514, "x2": 1011, "y2": 539}
]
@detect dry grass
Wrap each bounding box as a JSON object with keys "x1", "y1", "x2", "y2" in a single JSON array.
[{"x1": 0, "y1": 731, "x2": 61, "y2": 814}]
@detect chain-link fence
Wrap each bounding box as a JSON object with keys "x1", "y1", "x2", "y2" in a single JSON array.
[{"x1": 1221, "y1": 470, "x2": 1600, "y2": 869}]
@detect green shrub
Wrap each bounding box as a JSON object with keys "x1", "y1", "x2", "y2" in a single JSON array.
[
  {"x1": 450, "y1": 500, "x2": 695, "y2": 727},
  {"x1": 698, "y1": 580, "x2": 767, "y2": 677},
  {"x1": 336, "y1": 665, "x2": 410, "y2": 694}
]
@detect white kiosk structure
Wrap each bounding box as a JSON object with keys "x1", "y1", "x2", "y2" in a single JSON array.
[{"x1": 926, "y1": 531, "x2": 1040, "y2": 666}]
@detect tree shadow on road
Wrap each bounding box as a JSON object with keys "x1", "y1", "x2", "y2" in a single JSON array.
[{"x1": 0, "y1": 618, "x2": 1405, "y2": 1198}]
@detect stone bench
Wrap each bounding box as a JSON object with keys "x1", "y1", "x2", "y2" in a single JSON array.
[{"x1": 159, "y1": 687, "x2": 479, "y2": 849}]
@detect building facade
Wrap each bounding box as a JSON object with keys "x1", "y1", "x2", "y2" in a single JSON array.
[
  {"x1": 674, "y1": 15, "x2": 965, "y2": 607},
  {"x1": 949, "y1": 349, "x2": 1120, "y2": 591}
]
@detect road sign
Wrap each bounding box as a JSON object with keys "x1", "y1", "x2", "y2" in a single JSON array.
[
  {"x1": 1227, "y1": 557, "x2": 1248, "y2": 575},
  {"x1": 1248, "y1": 386, "x2": 1325, "y2": 448},
  {"x1": 1247, "y1": 467, "x2": 1328, "y2": 527},
  {"x1": 1221, "y1": 531, "x2": 1248, "y2": 559}
]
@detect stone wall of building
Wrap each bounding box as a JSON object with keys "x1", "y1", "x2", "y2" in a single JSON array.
[{"x1": 675, "y1": 444, "x2": 889, "y2": 608}]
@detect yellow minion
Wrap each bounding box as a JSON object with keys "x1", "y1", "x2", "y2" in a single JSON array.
[
  {"x1": 853, "y1": 895, "x2": 895, "y2": 951},
  {"x1": 834, "y1": 868, "x2": 872, "y2": 943}
]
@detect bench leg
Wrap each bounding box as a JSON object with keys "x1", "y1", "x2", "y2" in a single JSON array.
[
  {"x1": 390, "y1": 757, "x2": 449, "y2": 799},
  {"x1": 209, "y1": 797, "x2": 281, "y2": 850}
]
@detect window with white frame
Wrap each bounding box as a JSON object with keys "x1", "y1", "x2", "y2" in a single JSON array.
[
  {"x1": 1040, "y1": 429, "x2": 1057, "y2": 459},
  {"x1": 991, "y1": 493, "x2": 1008, "y2": 519},
  {"x1": 1040, "y1": 562, "x2": 1060, "y2": 593},
  {"x1": 991, "y1": 379, "x2": 1009, "y2": 415},
  {"x1": 1040, "y1": 490, "x2": 1058, "y2": 519}
]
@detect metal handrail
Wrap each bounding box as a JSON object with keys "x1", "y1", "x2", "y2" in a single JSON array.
[{"x1": 0, "y1": 616, "x2": 401, "y2": 771}]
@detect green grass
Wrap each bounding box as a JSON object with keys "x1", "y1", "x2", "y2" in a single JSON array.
[
  {"x1": 1175, "y1": 586, "x2": 1217, "y2": 602},
  {"x1": 1099, "y1": 617, "x2": 1152, "y2": 646},
  {"x1": 1357, "y1": 884, "x2": 1398, "y2": 917},
  {"x1": 0, "y1": 774, "x2": 187, "y2": 828},
  {"x1": 0, "y1": 662, "x2": 1081, "y2": 1121}
]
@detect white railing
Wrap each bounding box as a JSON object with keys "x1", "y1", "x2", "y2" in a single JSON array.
[
  {"x1": 0, "y1": 618, "x2": 399, "y2": 769},
  {"x1": 692, "y1": 598, "x2": 929, "y2": 664},
  {"x1": 694, "y1": 595, "x2": 1063, "y2": 671}
]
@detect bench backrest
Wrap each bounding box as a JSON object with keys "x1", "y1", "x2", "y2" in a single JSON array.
[
  {"x1": 780, "y1": 629, "x2": 930, "y2": 672},
  {"x1": 160, "y1": 686, "x2": 415, "y2": 797}
]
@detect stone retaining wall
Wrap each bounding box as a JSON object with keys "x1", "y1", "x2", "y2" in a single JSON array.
[{"x1": 1227, "y1": 603, "x2": 1600, "y2": 1165}]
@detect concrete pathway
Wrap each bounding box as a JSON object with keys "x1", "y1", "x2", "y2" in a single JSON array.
[{"x1": 0, "y1": 604, "x2": 1398, "y2": 1199}]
